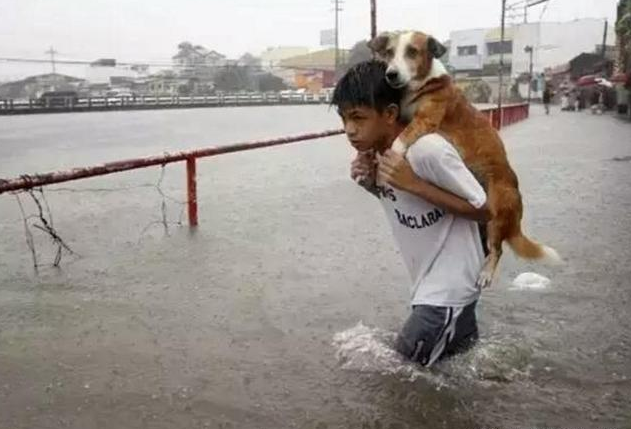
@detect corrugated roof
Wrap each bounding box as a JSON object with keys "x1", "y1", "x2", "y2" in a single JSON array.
[{"x1": 279, "y1": 48, "x2": 350, "y2": 71}]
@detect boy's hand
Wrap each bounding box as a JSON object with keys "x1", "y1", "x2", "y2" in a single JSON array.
[{"x1": 377, "y1": 150, "x2": 419, "y2": 193}]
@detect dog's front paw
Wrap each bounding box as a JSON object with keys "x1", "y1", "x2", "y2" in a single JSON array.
[
  {"x1": 476, "y1": 267, "x2": 495, "y2": 289},
  {"x1": 391, "y1": 138, "x2": 407, "y2": 155}
]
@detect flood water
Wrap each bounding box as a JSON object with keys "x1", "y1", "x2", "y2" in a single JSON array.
[{"x1": 1, "y1": 105, "x2": 630, "y2": 428}]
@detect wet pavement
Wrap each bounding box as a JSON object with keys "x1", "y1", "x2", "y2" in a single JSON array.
[{"x1": 0, "y1": 105, "x2": 630, "y2": 429}]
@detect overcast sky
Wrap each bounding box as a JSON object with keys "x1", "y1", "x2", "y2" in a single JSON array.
[{"x1": 0, "y1": 0, "x2": 619, "y2": 80}]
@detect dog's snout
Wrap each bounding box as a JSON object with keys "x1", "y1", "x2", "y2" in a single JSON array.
[{"x1": 385, "y1": 69, "x2": 399, "y2": 81}]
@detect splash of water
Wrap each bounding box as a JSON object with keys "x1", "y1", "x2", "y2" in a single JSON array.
[
  {"x1": 442, "y1": 338, "x2": 533, "y2": 383},
  {"x1": 510, "y1": 272, "x2": 551, "y2": 290},
  {"x1": 331, "y1": 322, "x2": 437, "y2": 382},
  {"x1": 332, "y1": 322, "x2": 533, "y2": 385}
]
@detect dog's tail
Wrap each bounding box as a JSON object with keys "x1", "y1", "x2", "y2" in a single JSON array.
[{"x1": 507, "y1": 233, "x2": 562, "y2": 265}]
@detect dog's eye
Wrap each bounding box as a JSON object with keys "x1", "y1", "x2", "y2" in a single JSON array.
[
  {"x1": 385, "y1": 48, "x2": 394, "y2": 57},
  {"x1": 406, "y1": 47, "x2": 418, "y2": 57}
]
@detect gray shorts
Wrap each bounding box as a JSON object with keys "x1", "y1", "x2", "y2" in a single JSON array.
[{"x1": 395, "y1": 300, "x2": 478, "y2": 367}]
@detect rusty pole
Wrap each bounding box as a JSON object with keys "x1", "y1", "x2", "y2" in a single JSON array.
[
  {"x1": 186, "y1": 157, "x2": 198, "y2": 227},
  {"x1": 370, "y1": 0, "x2": 377, "y2": 39}
]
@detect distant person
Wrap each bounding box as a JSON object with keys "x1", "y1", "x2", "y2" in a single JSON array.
[
  {"x1": 590, "y1": 89, "x2": 604, "y2": 115},
  {"x1": 560, "y1": 92, "x2": 569, "y2": 111},
  {"x1": 542, "y1": 84, "x2": 553, "y2": 115}
]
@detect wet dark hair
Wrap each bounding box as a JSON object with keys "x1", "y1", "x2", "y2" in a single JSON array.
[{"x1": 331, "y1": 60, "x2": 404, "y2": 113}]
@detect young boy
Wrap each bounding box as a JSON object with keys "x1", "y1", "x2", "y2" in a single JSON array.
[{"x1": 332, "y1": 60, "x2": 489, "y2": 367}]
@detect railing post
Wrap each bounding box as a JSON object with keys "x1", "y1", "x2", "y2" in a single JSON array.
[{"x1": 186, "y1": 157, "x2": 198, "y2": 227}]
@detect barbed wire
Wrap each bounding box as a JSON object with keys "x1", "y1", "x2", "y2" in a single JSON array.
[
  {"x1": 9, "y1": 164, "x2": 187, "y2": 273},
  {"x1": 14, "y1": 188, "x2": 77, "y2": 273},
  {"x1": 137, "y1": 164, "x2": 187, "y2": 242}
]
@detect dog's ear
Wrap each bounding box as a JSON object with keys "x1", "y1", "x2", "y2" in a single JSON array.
[
  {"x1": 428, "y1": 37, "x2": 447, "y2": 58},
  {"x1": 368, "y1": 32, "x2": 391, "y2": 54}
]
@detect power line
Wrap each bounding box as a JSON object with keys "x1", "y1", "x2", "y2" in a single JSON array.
[
  {"x1": 0, "y1": 56, "x2": 346, "y2": 74},
  {"x1": 539, "y1": 0, "x2": 552, "y2": 21},
  {"x1": 506, "y1": 0, "x2": 549, "y2": 24}
]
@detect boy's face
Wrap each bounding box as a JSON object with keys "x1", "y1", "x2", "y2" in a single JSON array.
[{"x1": 338, "y1": 104, "x2": 399, "y2": 152}]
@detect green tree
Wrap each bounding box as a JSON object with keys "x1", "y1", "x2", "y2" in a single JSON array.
[{"x1": 257, "y1": 73, "x2": 287, "y2": 92}]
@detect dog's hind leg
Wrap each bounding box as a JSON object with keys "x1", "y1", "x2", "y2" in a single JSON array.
[
  {"x1": 476, "y1": 222, "x2": 503, "y2": 289},
  {"x1": 476, "y1": 180, "x2": 521, "y2": 288}
]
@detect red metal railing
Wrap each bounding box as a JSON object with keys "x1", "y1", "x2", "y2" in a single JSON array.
[
  {"x1": 480, "y1": 103, "x2": 530, "y2": 129},
  {"x1": 0, "y1": 129, "x2": 344, "y2": 226},
  {"x1": 0, "y1": 103, "x2": 529, "y2": 226}
]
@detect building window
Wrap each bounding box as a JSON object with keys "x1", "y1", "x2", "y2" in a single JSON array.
[
  {"x1": 457, "y1": 45, "x2": 478, "y2": 56},
  {"x1": 486, "y1": 41, "x2": 513, "y2": 55}
]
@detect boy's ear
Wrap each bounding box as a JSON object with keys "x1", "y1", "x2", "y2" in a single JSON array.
[{"x1": 384, "y1": 103, "x2": 400, "y2": 123}]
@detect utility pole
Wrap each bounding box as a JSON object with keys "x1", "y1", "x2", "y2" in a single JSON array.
[
  {"x1": 45, "y1": 46, "x2": 58, "y2": 74},
  {"x1": 370, "y1": 0, "x2": 377, "y2": 40},
  {"x1": 498, "y1": 0, "x2": 506, "y2": 129},
  {"x1": 601, "y1": 19, "x2": 608, "y2": 60},
  {"x1": 332, "y1": 0, "x2": 344, "y2": 77},
  {"x1": 498, "y1": 0, "x2": 549, "y2": 128}
]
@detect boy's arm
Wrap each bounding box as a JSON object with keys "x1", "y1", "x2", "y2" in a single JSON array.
[{"x1": 377, "y1": 143, "x2": 489, "y2": 222}]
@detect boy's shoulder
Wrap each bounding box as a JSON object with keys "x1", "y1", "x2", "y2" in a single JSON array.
[{"x1": 406, "y1": 133, "x2": 456, "y2": 167}]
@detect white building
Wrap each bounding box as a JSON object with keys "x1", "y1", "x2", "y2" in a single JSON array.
[
  {"x1": 85, "y1": 59, "x2": 138, "y2": 85},
  {"x1": 449, "y1": 27, "x2": 513, "y2": 72},
  {"x1": 511, "y1": 18, "x2": 615, "y2": 76},
  {"x1": 449, "y1": 18, "x2": 615, "y2": 77}
]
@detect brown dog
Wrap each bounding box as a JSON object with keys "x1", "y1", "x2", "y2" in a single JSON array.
[{"x1": 369, "y1": 30, "x2": 560, "y2": 287}]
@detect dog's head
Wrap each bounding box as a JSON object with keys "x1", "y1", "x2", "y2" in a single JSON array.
[{"x1": 368, "y1": 30, "x2": 447, "y2": 89}]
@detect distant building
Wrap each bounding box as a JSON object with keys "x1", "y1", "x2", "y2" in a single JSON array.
[
  {"x1": 511, "y1": 18, "x2": 615, "y2": 77},
  {"x1": 448, "y1": 18, "x2": 616, "y2": 100},
  {"x1": 172, "y1": 42, "x2": 226, "y2": 80},
  {"x1": 449, "y1": 18, "x2": 615, "y2": 77},
  {"x1": 259, "y1": 46, "x2": 310, "y2": 71},
  {"x1": 278, "y1": 48, "x2": 349, "y2": 92},
  {"x1": 546, "y1": 52, "x2": 615, "y2": 92},
  {"x1": 142, "y1": 70, "x2": 214, "y2": 96},
  {"x1": 86, "y1": 58, "x2": 138, "y2": 85},
  {"x1": 448, "y1": 26, "x2": 514, "y2": 75},
  {"x1": 0, "y1": 73, "x2": 85, "y2": 99}
]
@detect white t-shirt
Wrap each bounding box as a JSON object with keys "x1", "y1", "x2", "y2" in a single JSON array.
[{"x1": 376, "y1": 133, "x2": 487, "y2": 307}]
